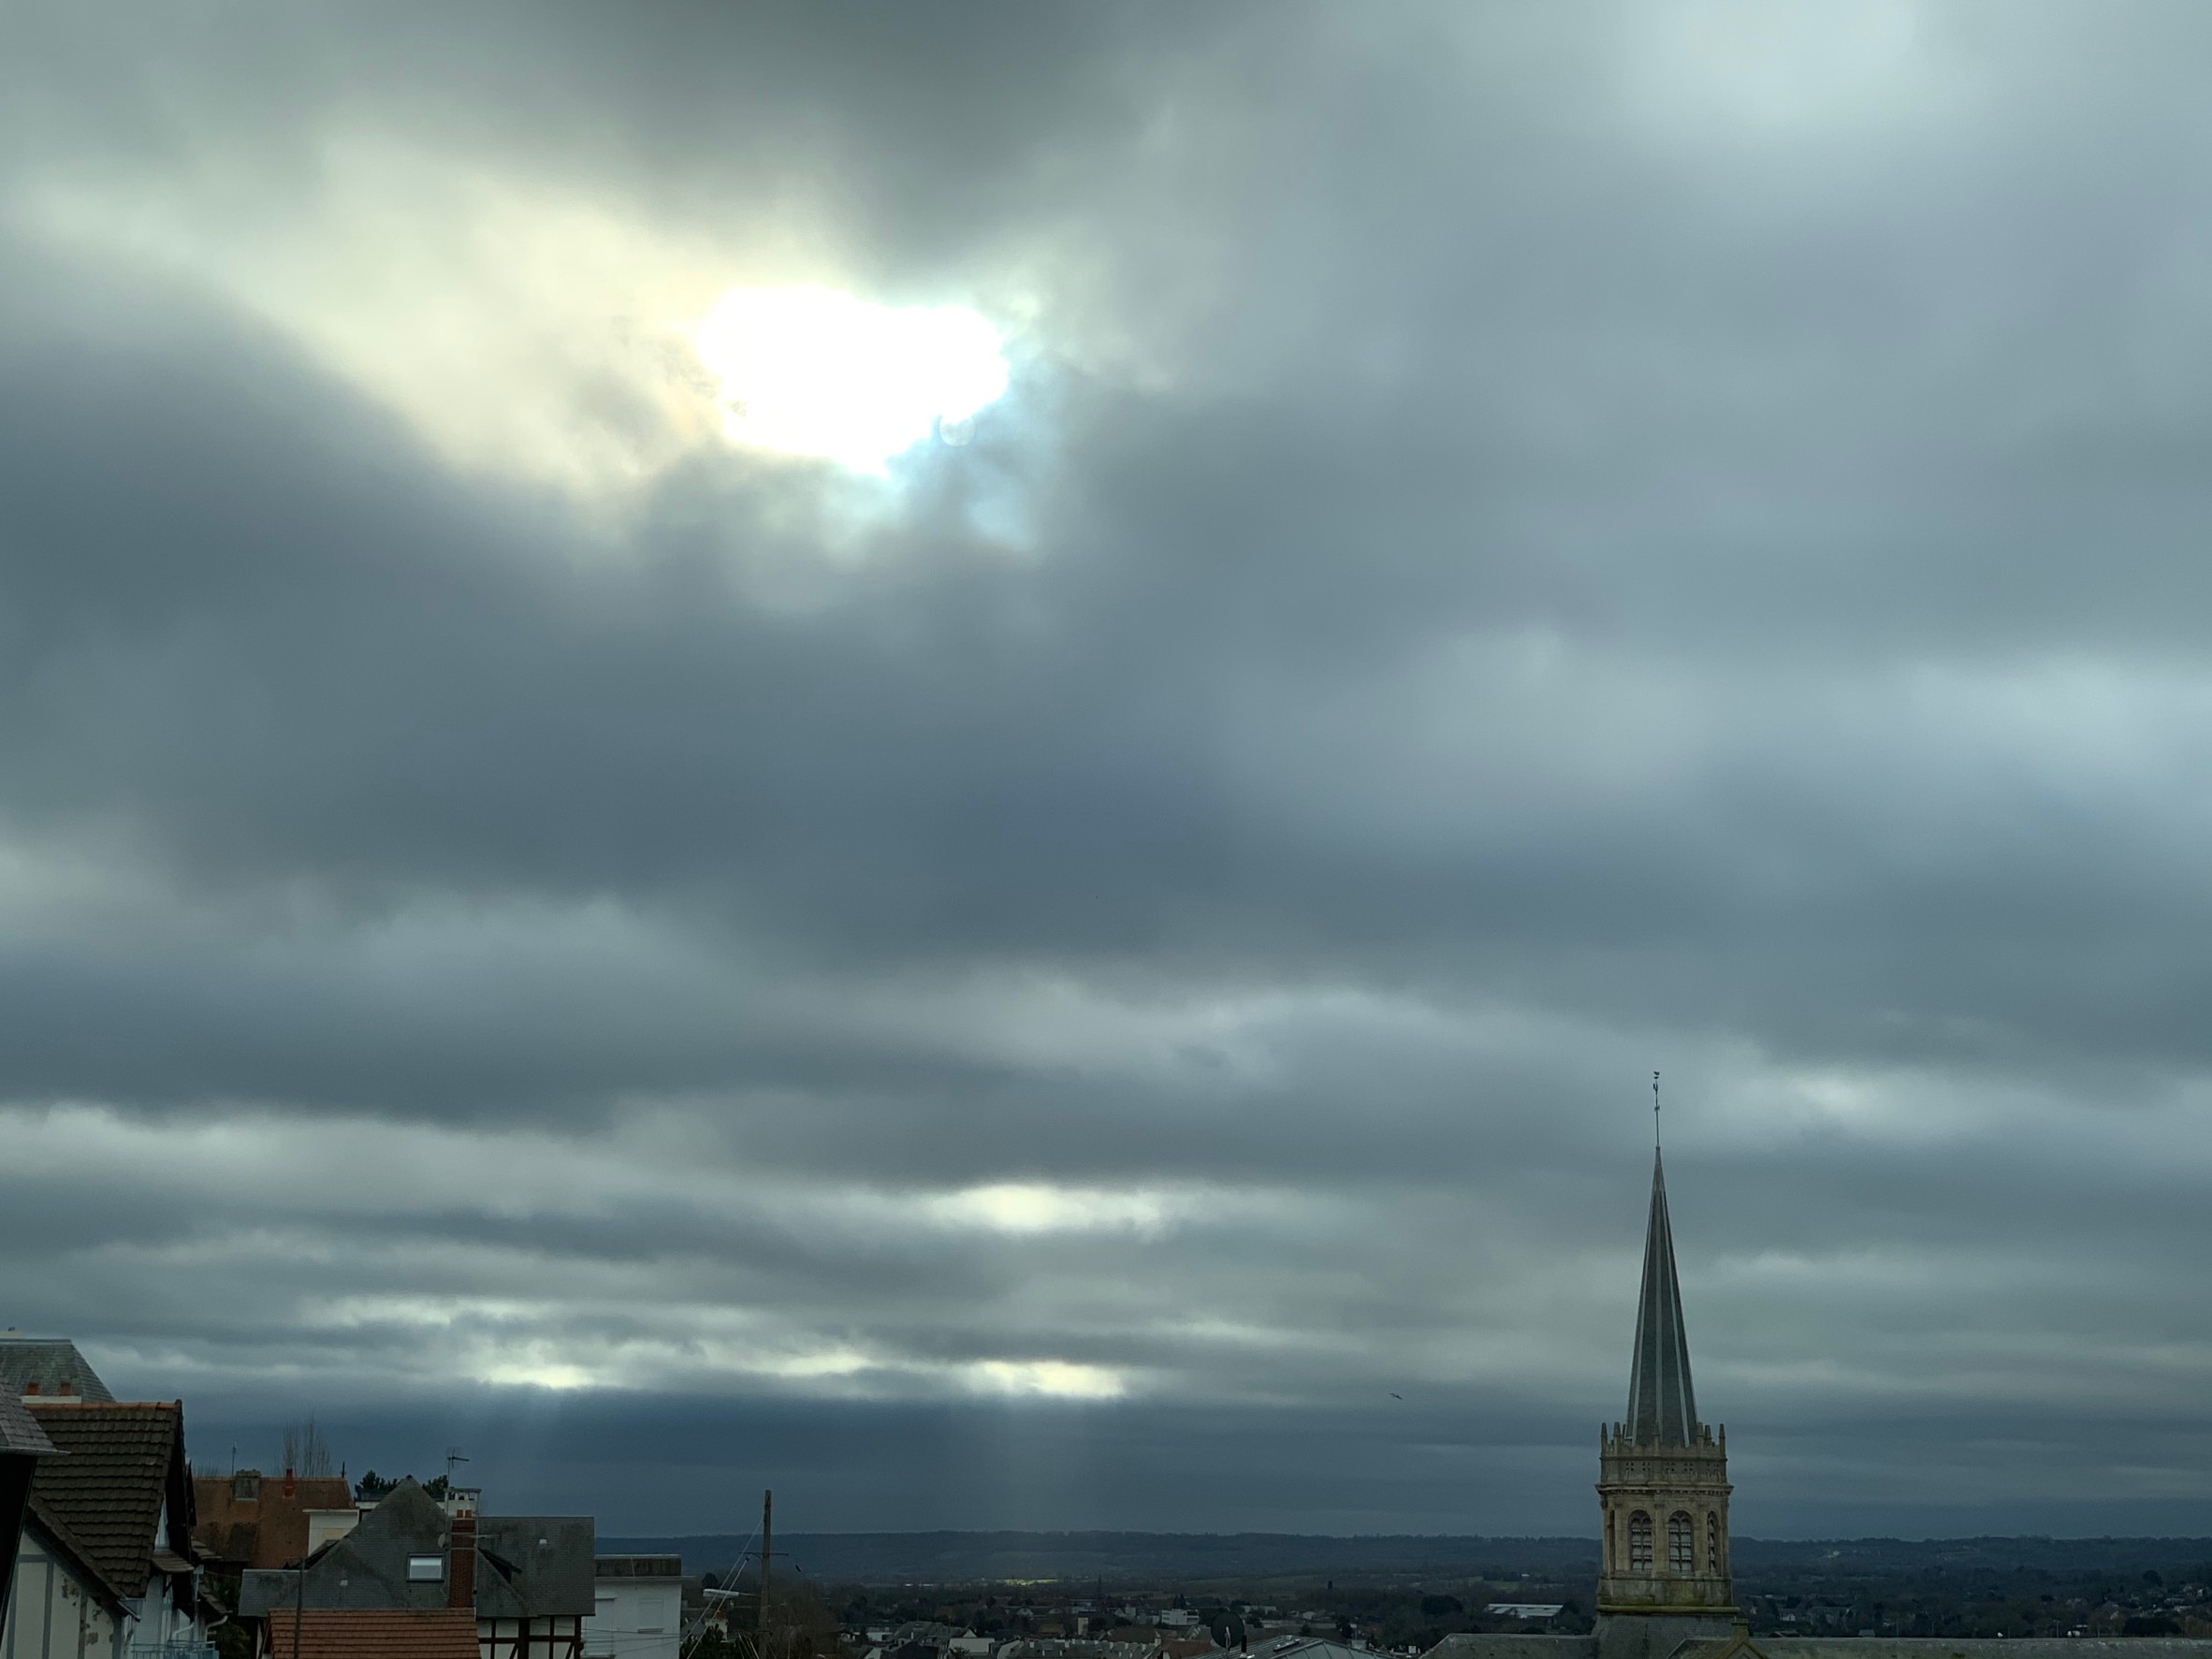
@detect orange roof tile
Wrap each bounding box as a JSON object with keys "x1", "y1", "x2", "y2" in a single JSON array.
[{"x1": 265, "y1": 1611, "x2": 480, "y2": 1659}]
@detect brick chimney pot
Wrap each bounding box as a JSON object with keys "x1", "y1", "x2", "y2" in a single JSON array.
[{"x1": 449, "y1": 1511, "x2": 477, "y2": 1612}]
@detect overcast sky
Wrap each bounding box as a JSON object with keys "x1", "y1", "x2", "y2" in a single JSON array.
[{"x1": 9, "y1": 2, "x2": 2212, "y2": 1540}]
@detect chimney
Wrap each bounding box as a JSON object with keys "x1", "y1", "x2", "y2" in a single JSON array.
[
  {"x1": 448, "y1": 1508, "x2": 476, "y2": 1612},
  {"x1": 283, "y1": 1467, "x2": 297, "y2": 1500}
]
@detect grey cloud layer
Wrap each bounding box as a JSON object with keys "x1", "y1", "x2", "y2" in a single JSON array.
[{"x1": 5, "y1": 1, "x2": 2212, "y2": 1533}]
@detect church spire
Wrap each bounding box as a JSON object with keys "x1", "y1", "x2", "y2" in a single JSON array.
[
  {"x1": 1598, "y1": 1099, "x2": 1732, "y2": 1620},
  {"x1": 1623, "y1": 1146, "x2": 1698, "y2": 1446}
]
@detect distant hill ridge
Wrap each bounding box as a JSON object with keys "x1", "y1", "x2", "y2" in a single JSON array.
[{"x1": 597, "y1": 1530, "x2": 2212, "y2": 1583}]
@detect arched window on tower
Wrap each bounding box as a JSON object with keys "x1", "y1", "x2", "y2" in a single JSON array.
[
  {"x1": 1628, "y1": 1511, "x2": 1652, "y2": 1572},
  {"x1": 1706, "y1": 1511, "x2": 1720, "y2": 1574},
  {"x1": 1668, "y1": 1512, "x2": 1694, "y2": 1574}
]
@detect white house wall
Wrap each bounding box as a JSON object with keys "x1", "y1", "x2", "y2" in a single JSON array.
[
  {"x1": 4, "y1": 1531, "x2": 122, "y2": 1659},
  {"x1": 128, "y1": 1495, "x2": 202, "y2": 1655},
  {"x1": 583, "y1": 1579, "x2": 680, "y2": 1659}
]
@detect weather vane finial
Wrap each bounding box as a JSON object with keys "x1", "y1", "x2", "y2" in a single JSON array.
[{"x1": 1652, "y1": 1070, "x2": 1661, "y2": 1150}]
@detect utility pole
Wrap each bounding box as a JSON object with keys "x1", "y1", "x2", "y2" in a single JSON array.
[{"x1": 758, "y1": 1490, "x2": 773, "y2": 1659}]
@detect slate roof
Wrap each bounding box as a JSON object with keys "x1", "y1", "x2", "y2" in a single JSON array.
[
  {"x1": 1623, "y1": 1148, "x2": 1699, "y2": 1446},
  {"x1": 477, "y1": 1514, "x2": 595, "y2": 1619},
  {"x1": 0, "y1": 1388, "x2": 61, "y2": 1457},
  {"x1": 265, "y1": 1611, "x2": 481, "y2": 1659},
  {"x1": 242, "y1": 1482, "x2": 450, "y2": 1619},
  {"x1": 0, "y1": 1335, "x2": 116, "y2": 1402},
  {"x1": 240, "y1": 1479, "x2": 593, "y2": 1621},
  {"x1": 25, "y1": 1399, "x2": 194, "y2": 1598}
]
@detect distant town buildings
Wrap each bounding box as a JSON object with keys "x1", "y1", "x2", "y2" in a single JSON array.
[{"x1": 994, "y1": 1641, "x2": 1157, "y2": 1659}]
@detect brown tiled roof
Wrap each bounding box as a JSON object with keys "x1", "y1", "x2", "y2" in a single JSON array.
[
  {"x1": 25, "y1": 1492, "x2": 132, "y2": 1611},
  {"x1": 265, "y1": 1611, "x2": 480, "y2": 1659},
  {"x1": 26, "y1": 1401, "x2": 188, "y2": 1596}
]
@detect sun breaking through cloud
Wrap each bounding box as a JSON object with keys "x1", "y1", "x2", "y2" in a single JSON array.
[{"x1": 691, "y1": 284, "x2": 1009, "y2": 473}]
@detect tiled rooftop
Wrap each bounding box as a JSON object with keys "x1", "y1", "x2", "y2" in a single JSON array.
[
  {"x1": 25, "y1": 1491, "x2": 133, "y2": 1610},
  {"x1": 26, "y1": 1400, "x2": 187, "y2": 1596},
  {"x1": 266, "y1": 1611, "x2": 481, "y2": 1659}
]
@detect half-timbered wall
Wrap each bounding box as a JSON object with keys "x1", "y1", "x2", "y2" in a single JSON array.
[
  {"x1": 480, "y1": 1614, "x2": 584, "y2": 1659},
  {"x1": 2, "y1": 1531, "x2": 122, "y2": 1659}
]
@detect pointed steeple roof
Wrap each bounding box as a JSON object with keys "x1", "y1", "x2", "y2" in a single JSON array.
[{"x1": 1624, "y1": 1148, "x2": 1698, "y2": 1445}]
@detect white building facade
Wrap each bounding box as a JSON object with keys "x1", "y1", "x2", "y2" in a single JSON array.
[
  {"x1": 582, "y1": 1557, "x2": 682, "y2": 1659},
  {"x1": 3, "y1": 1516, "x2": 129, "y2": 1659}
]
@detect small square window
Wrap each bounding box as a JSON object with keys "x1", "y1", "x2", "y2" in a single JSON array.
[{"x1": 409, "y1": 1556, "x2": 444, "y2": 1582}]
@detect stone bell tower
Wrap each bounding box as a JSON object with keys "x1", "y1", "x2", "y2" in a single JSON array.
[{"x1": 1596, "y1": 1137, "x2": 1735, "y2": 1636}]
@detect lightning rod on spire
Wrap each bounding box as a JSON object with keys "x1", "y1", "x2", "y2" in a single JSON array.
[{"x1": 1652, "y1": 1070, "x2": 1661, "y2": 1150}]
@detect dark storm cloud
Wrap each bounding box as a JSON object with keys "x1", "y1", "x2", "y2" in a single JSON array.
[{"x1": 6, "y1": 0, "x2": 2212, "y2": 1534}]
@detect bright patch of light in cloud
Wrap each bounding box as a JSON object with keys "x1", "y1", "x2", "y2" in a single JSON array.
[
  {"x1": 968, "y1": 1360, "x2": 1128, "y2": 1400},
  {"x1": 474, "y1": 1357, "x2": 599, "y2": 1390},
  {"x1": 692, "y1": 285, "x2": 1009, "y2": 473},
  {"x1": 924, "y1": 1182, "x2": 1176, "y2": 1235}
]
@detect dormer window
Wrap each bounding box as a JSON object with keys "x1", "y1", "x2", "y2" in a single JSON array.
[
  {"x1": 235, "y1": 1473, "x2": 261, "y2": 1501},
  {"x1": 409, "y1": 1556, "x2": 444, "y2": 1582}
]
